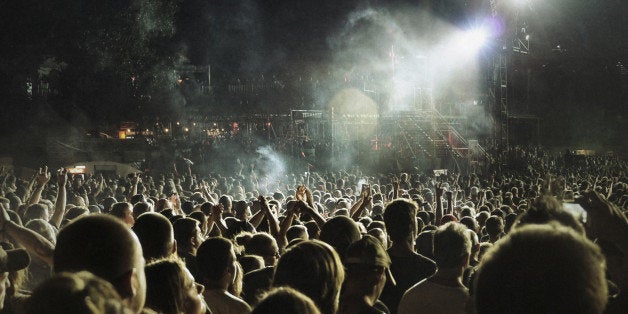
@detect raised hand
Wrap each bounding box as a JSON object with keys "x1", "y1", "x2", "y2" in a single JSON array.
[
  {"x1": 133, "y1": 173, "x2": 142, "y2": 184},
  {"x1": 296, "y1": 185, "x2": 307, "y2": 202},
  {"x1": 36, "y1": 166, "x2": 51, "y2": 186},
  {"x1": 57, "y1": 168, "x2": 68, "y2": 187},
  {"x1": 577, "y1": 190, "x2": 628, "y2": 241},
  {"x1": 435, "y1": 182, "x2": 445, "y2": 198}
]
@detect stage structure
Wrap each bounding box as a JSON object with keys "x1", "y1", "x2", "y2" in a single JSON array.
[
  {"x1": 489, "y1": 0, "x2": 536, "y2": 148},
  {"x1": 329, "y1": 108, "x2": 489, "y2": 172}
]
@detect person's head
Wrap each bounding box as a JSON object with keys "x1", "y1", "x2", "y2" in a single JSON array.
[
  {"x1": 23, "y1": 203, "x2": 49, "y2": 224},
  {"x1": 132, "y1": 213, "x2": 176, "y2": 261},
  {"x1": 484, "y1": 215, "x2": 504, "y2": 239},
  {"x1": 130, "y1": 194, "x2": 146, "y2": 206},
  {"x1": 367, "y1": 227, "x2": 388, "y2": 249},
  {"x1": 460, "y1": 216, "x2": 479, "y2": 233},
  {"x1": 189, "y1": 211, "x2": 208, "y2": 236},
  {"x1": 286, "y1": 225, "x2": 309, "y2": 242},
  {"x1": 415, "y1": 230, "x2": 435, "y2": 259},
  {"x1": 131, "y1": 202, "x2": 151, "y2": 220},
  {"x1": 238, "y1": 255, "x2": 265, "y2": 274},
  {"x1": 433, "y1": 222, "x2": 471, "y2": 270},
  {"x1": 304, "y1": 221, "x2": 321, "y2": 240},
  {"x1": 25, "y1": 218, "x2": 57, "y2": 244},
  {"x1": 173, "y1": 218, "x2": 203, "y2": 254},
  {"x1": 181, "y1": 201, "x2": 194, "y2": 216},
  {"x1": 0, "y1": 244, "x2": 30, "y2": 310},
  {"x1": 253, "y1": 287, "x2": 321, "y2": 314},
  {"x1": 475, "y1": 223, "x2": 607, "y2": 314},
  {"x1": 26, "y1": 271, "x2": 131, "y2": 314},
  {"x1": 244, "y1": 233, "x2": 279, "y2": 267},
  {"x1": 319, "y1": 216, "x2": 361, "y2": 258},
  {"x1": 154, "y1": 198, "x2": 171, "y2": 213},
  {"x1": 219, "y1": 195, "x2": 233, "y2": 213},
  {"x1": 384, "y1": 199, "x2": 419, "y2": 243},
  {"x1": 54, "y1": 215, "x2": 146, "y2": 313},
  {"x1": 224, "y1": 217, "x2": 255, "y2": 239},
  {"x1": 476, "y1": 211, "x2": 490, "y2": 227},
  {"x1": 343, "y1": 235, "x2": 394, "y2": 302},
  {"x1": 102, "y1": 197, "x2": 117, "y2": 213},
  {"x1": 64, "y1": 206, "x2": 90, "y2": 222},
  {"x1": 145, "y1": 258, "x2": 205, "y2": 314},
  {"x1": 110, "y1": 202, "x2": 134, "y2": 227},
  {"x1": 460, "y1": 206, "x2": 476, "y2": 218},
  {"x1": 233, "y1": 200, "x2": 251, "y2": 221},
  {"x1": 514, "y1": 195, "x2": 585, "y2": 234},
  {"x1": 196, "y1": 237, "x2": 237, "y2": 289},
  {"x1": 7, "y1": 194, "x2": 21, "y2": 212},
  {"x1": 273, "y1": 240, "x2": 344, "y2": 314}
]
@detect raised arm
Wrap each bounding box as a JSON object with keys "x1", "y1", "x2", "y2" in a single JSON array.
[
  {"x1": 578, "y1": 190, "x2": 628, "y2": 305},
  {"x1": 200, "y1": 181, "x2": 218, "y2": 204},
  {"x1": 259, "y1": 195, "x2": 280, "y2": 239},
  {"x1": 298, "y1": 200, "x2": 326, "y2": 229},
  {"x1": 208, "y1": 204, "x2": 228, "y2": 236},
  {"x1": 435, "y1": 182, "x2": 444, "y2": 225},
  {"x1": 278, "y1": 200, "x2": 299, "y2": 252},
  {"x1": 0, "y1": 205, "x2": 54, "y2": 265},
  {"x1": 392, "y1": 177, "x2": 400, "y2": 200},
  {"x1": 350, "y1": 185, "x2": 371, "y2": 221},
  {"x1": 127, "y1": 173, "x2": 140, "y2": 203},
  {"x1": 27, "y1": 166, "x2": 51, "y2": 206},
  {"x1": 248, "y1": 200, "x2": 266, "y2": 228},
  {"x1": 49, "y1": 169, "x2": 68, "y2": 229},
  {"x1": 445, "y1": 190, "x2": 454, "y2": 216},
  {"x1": 295, "y1": 186, "x2": 325, "y2": 227}
]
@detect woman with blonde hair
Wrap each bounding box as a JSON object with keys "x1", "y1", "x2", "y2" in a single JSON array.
[
  {"x1": 272, "y1": 240, "x2": 345, "y2": 314},
  {"x1": 144, "y1": 257, "x2": 206, "y2": 314}
]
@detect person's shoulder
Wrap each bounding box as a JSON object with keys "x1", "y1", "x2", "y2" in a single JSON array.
[
  {"x1": 244, "y1": 266, "x2": 274, "y2": 280},
  {"x1": 402, "y1": 278, "x2": 430, "y2": 297},
  {"x1": 412, "y1": 251, "x2": 434, "y2": 261},
  {"x1": 393, "y1": 251, "x2": 436, "y2": 267},
  {"x1": 228, "y1": 293, "x2": 251, "y2": 312}
]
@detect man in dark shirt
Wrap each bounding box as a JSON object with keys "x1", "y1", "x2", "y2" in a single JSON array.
[{"x1": 380, "y1": 199, "x2": 436, "y2": 313}]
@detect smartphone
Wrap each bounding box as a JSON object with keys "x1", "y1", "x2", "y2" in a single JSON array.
[{"x1": 563, "y1": 202, "x2": 587, "y2": 224}]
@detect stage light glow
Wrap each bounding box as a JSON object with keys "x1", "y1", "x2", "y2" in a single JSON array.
[
  {"x1": 328, "y1": 88, "x2": 378, "y2": 138},
  {"x1": 462, "y1": 27, "x2": 489, "y2": 51}
]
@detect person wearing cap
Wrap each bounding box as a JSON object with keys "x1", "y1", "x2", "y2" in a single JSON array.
[
  {"x1": 338, "y1": 235, "x2": 394, "y2": 314},
  {"x1": 0, "y1": 244, "x2": 30, "y2": 311},
  {"x1": 397, "y1": 222, "x2": 471, "y2": 314}
]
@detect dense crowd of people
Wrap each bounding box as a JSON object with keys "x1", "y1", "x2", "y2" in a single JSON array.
[{"x1": 0, "y1": 146, "x2": 626, "y2": 313}]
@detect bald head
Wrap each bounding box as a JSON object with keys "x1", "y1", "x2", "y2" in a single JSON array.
[
  {"x1": 53, "y1": 214, "x2": 146, "y2": 313},
  {"x1": 133, "y1": 212, "x2": 175, "y2": 261},
  {"x1": 54, "y1": 215, "x2": 138, "y2": 280}
]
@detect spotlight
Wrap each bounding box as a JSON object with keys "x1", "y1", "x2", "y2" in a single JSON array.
[{"x1": 464, "y1": 28, "x2": 489, "y2": 50}]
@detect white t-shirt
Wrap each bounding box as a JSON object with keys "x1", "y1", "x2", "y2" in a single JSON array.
[{"x1": 397, "y1": 278, "x2": 469, "y2": 314}]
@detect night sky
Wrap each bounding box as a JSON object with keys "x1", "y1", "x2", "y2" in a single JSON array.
[{"x1": 0, "y1": 0, "x2": 626, "y2": 154}]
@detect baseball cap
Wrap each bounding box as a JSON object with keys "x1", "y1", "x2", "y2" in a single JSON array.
[
  {"x1": 0, "y1": 243, "x2": 30, "y2": 273},
  {"x1": 344, "y1": 235, "x2": 396, "y2": 285}
]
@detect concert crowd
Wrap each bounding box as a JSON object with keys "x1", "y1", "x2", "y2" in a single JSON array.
[{"x1": 0, "y1": 145, "x2": 626, "y2": 313}]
